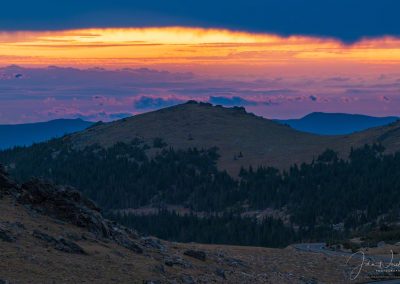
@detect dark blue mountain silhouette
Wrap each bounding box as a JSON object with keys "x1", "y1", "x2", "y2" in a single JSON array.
[
  {"x1": 0, "y1": 119, "x2": 93, "y2": 150},
  {"x1": 276, "y1": 112, "x2": 399, "y2": 135}
]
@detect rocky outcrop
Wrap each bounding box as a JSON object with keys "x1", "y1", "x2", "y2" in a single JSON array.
[
  {"x1": 183, "y1": 249, "x2": 207, "y2": 261},
  {"x1": 0, "y1": 164, "x2": 143, "y2": 253},
  {"x1": 19, "y1": 179, "x2": 106, "y2": 235},
  {"x1": 164, "y1": 255, "x2": 192, "y2": 268},
  {"x1": 33, "y1": 230, "x2": 86, "y2": 254},
  {"x1": 0, "y1": 165, "x2": 17, "y2": 197},
  {"x1": 0, "y1": 228, "x2": 15, "y2": 243}
]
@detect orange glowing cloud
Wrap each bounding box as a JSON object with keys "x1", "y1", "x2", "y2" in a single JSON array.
[{"x1": 0, "y1": 27, "x2": 399, "y2": 75}]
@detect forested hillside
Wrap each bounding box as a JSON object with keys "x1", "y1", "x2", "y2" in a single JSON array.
[{"x1": 1, "y1": 136, "x2": 400, "y2": 247}]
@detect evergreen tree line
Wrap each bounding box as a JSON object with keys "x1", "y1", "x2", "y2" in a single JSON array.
[
  {"x1": 108, "y1": 210, "x2": 299, "y2": 247},
  {"x1": 1, "y1": 138, "x2": 400, "y2": 243},
  {"x1": 108, "y1": 210, "x2": 346, "y2": 247}
]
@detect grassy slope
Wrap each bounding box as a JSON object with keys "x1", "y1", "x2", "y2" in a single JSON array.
[{"x1": 68, "y1": 102, "x2": 400, "y2": 174}]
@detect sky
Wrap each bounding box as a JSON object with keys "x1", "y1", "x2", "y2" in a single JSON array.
[{"x1": 0, "y1": 1, "x2": 399, "y2": 123}]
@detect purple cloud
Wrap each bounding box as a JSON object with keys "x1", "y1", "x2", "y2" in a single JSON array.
[
  {"x1": 1, "y1": 66, "x2": 400, "y2": 123},
  {"x1": 134, "y1": 96, "x2": 185, "y2": 110},
  {"x1": 209, "y1": 96, "x2": 259, "y2": 106}
]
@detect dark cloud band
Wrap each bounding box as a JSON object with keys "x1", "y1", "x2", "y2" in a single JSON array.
[{"x1": 0, "y1": 0, "x2": 399, "y2": 42}]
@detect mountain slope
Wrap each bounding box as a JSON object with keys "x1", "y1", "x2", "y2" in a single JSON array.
[
  {"x1": 68, "y1": 101, "x2": 400, "y2": 173},
  {"x1": 0, "y1": 166, "x2": 356, "y2": 283},
  {"x1": 69, "y1": 102, "x2": 338, "y2": 173},
  {"x1": 277, "y1": 112, "x2": 399, "y2": 135},
  {"x1": 0, "y1": 118, "x2": 93, "y2": 150}
]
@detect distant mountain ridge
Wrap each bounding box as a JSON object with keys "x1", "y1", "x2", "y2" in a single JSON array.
[
  {"x1": 0, "y1": 119, "x2": 93, "y2": 150},
  {"x1": 2, "y1": 106, "x2": 400, "y2": 171},
  {"x1": 276, "y1": 112, "x2": 399, "y2": 135},
  {"x1": 2, "y1": 111, "x2": 397, "y2": 150}
]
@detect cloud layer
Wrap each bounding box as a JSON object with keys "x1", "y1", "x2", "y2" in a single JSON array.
[{"x1": 0, "y1": 66, "x2": 399, "y2": 123}]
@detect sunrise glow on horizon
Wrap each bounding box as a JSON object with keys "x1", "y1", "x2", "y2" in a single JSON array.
[{"x1": 1, "y1": 27, "x2": 400, "y2": 71}]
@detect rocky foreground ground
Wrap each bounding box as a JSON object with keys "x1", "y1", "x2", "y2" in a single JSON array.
[{"x1": 0, "y1": 166, "x2": 371, "y2": 283}]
